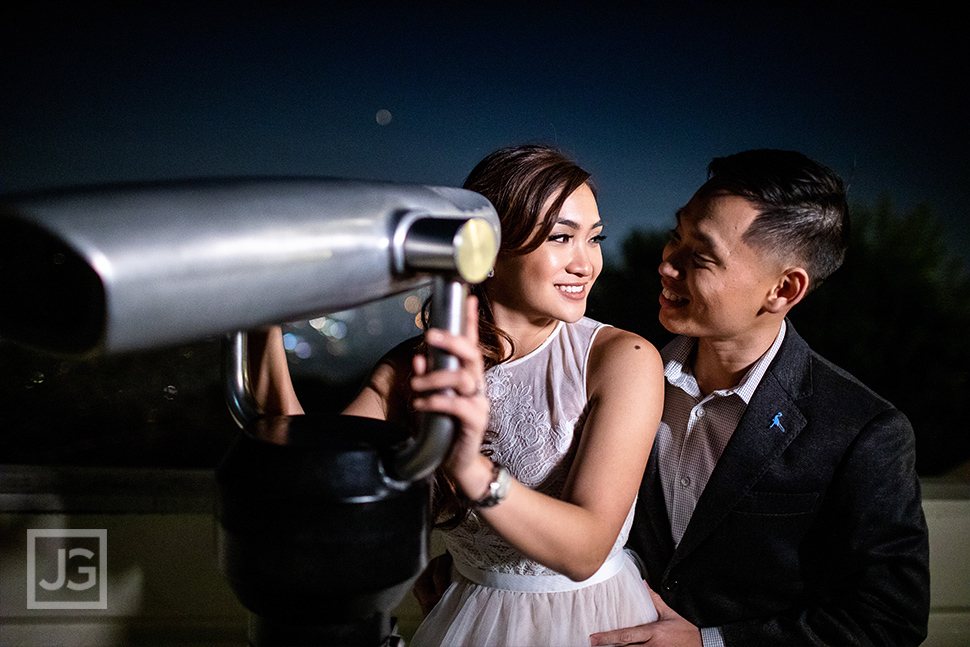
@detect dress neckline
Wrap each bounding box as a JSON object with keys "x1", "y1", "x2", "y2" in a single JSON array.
[{"x1": 501, "y1": 320, "x2": 566, "y2": 369}]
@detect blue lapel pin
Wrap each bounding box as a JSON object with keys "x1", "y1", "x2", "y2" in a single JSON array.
[{"x1": 769, "y1": 412, "x2": 786, "y2": 433}]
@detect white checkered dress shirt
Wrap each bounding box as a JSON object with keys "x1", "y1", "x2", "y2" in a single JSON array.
[{"x1": 654, "y1": 321, "x2": 787, "y2": 647}]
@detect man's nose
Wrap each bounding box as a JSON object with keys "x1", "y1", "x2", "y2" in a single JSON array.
[{"x1": 658, "y1": 247, "x2": 681, "y2": 279}]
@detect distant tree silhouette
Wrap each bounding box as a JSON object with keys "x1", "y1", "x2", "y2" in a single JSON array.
[
  {"x1": 589, "y1": 200, "x2": 970, "y2": 476},
  {"x1": 792, "y1": 200, "x2": 970, "y2": 476}
]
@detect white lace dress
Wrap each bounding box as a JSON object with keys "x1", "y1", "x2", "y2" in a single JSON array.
[{"x1": 411, "y1": 318, "x2": 659, "y2": 647}]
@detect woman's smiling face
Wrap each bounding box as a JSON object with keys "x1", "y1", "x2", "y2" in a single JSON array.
[{"x1": 488, "y1": 183, "x2": 604, "y2": 326}]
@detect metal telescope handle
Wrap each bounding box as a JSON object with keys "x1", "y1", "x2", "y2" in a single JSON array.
[
  {"x1": 221, "y1": 214, "x2": 498, "y2": 483},
  {"x1": 224, "y1": 331, "x2": 260, "y2": 430},
  {"x1": 220, "y1": 277, "x2": 471, "y2": 481},
  {"x1": 386, "y1": 215, "x2": 497, "y2": 482},
  {"x1": 387, "y1": 275, "x2": 467, "y2": 482}
]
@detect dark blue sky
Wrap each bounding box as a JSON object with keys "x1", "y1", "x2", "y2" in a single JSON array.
[{"x1": 2, "y1": 2, "x2": 967, "y2": 262}]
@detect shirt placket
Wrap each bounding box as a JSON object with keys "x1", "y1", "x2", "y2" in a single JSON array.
[{"x1": 671, "y1": 397, "x2": 711, "y2": 545}]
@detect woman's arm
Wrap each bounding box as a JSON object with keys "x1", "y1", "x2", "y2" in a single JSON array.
[
  {"x1": 342, "y1": 337, "x2": 419, "y2": 423},
  {"x1": 247, "y1": 326, "x2": 305, "y2": 416},
  {"x1": 248, "y1": 322, "x2": 419, "y2": 421},
  {"x1": 412, "y1": 309, "x2": 664, "y2": 581}
]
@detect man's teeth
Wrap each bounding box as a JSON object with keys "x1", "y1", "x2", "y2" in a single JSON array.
[
  {"x1": 663, "y1": 288, "x2": 684, "y2": 302},
  {"x1": 558, "y1": 285, "x2": 583, "y2": 294}
]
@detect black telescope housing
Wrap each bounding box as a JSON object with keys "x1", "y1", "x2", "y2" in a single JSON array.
[
  {"x1": 217, "y1": 414, "x2": 428, "y2": 646},
  {"x1": 0, "y1": 178, "x2": 499, "y2": 646}
]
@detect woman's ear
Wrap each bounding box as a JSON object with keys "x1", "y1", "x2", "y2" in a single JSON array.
[{"x1": 765, "y1": 267, "x2": 810, "y2": 314}]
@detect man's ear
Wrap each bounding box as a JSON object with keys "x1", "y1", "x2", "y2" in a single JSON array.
[{"x1": 765, "y1": 267, "x2": 810, "y2": 313}]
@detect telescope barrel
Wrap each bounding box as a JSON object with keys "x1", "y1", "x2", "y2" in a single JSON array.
[{"x1": 0, "y1": 178, "x2": 498, "y2": 356}]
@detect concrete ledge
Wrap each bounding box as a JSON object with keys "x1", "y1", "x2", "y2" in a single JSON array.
[
  {"x1": 921, "y1": 476, "x2": 970, "y2": 647},
  {"x1": 1, "y1": 465, "x2": 968, "y2": 646},
  {"x1": 0, "y1": 464, "x2": 215, "y2": 514}
]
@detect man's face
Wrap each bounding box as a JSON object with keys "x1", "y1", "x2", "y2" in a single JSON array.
[{"x1": 658, "y1": 192, "x2": 783, "y2": 342}]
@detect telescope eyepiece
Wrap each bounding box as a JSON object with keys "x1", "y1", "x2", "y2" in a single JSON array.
[{"x1": 0, "y1": 217, "x2": 106, "y2": 356}]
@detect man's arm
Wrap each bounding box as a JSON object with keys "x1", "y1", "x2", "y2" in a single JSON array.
[{"x1": 590, "y1": 587, "x2": 706, "y2": 646}]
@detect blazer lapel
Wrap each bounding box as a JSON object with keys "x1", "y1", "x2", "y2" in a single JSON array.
[{"x1": 668, "y1": 322, "x2": 814, "y2": 566}]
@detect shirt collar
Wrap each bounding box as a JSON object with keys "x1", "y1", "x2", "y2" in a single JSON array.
[{"x1": 661, "y1": 320, "x2": 787, "y2": 404}]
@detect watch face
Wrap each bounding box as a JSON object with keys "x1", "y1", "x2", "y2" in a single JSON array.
[
  {"x1": 495, "y1": 465, "x2": 512, "y2": 498},
  {"x1": 472, "y1": 464, "x2": 510, "y2": 508}
]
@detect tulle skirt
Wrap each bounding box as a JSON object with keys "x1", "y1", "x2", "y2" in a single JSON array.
[{"x1": 410, "y1": 551, "x2": 658, "y2": 647}]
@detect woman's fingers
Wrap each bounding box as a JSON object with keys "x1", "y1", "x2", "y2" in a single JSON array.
[
  {"x1": 411, "y1": 364, "x2": 481, "y2": 397},
  {"x1": 409, "y1": 296, "x2": 490, "y2": 488},
  {"x1": 412, "y1": 351, "x2": 427, "y2": 377},
  {"x1": 410, "y1": 396, "x2": 487, "y2": 434},
  {"x1": 409, "y1": 294, "x2": 487, "y2": 449},
  {"x1": 423, "y1": 328, "x2": 482, "y2": 370}
]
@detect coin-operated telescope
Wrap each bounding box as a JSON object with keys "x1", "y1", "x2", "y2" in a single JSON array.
[{"x1": 0, "y1": 178, "x2": 500, "y2": 646}]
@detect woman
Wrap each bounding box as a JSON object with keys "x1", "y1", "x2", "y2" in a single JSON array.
[{"x1": 254, "y1": 145, "x2": 663, "y2": 645}]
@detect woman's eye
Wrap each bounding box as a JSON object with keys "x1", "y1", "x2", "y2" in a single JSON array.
[
  {"x1": 548, "y1": 233, "x2": 571, "y2": 243},
  {"x1": 590, "y1": 234, "x2": 607, "y2": 245}
]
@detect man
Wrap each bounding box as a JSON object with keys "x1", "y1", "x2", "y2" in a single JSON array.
[{"x1": 590, "y1": 149, "x2": 930, "y2": 646}]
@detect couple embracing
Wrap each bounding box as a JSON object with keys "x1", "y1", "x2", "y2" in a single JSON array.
[{"x1": 256, "y1": 145, "x2": 930, "y2": 646}]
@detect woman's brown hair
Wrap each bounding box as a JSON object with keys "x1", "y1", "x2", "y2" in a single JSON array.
[
  {"x1": 431, "y1": 144, "x2": 593, "y2": 528},
  {"x1": 462, "y1": 144, "x2": 593, "y2": 368}
]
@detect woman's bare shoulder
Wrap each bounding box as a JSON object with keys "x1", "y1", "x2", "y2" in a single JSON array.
[
  {"x1": 591, "y1": 325, "x2": 661, "y2": 363},
  {"x1": 588, "y1": 326, "x2": 663, "y2": 392}
]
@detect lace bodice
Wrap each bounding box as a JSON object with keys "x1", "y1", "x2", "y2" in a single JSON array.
[{"x1": 442, "y1": 318, "x2": 637, "y2": 577}]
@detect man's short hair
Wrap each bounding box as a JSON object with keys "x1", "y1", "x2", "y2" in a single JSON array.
[{"x1": 698, "y1": 149, "x2": 849, "y2": 290}]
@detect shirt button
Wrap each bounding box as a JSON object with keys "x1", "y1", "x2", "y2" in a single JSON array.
[
  {"x1": 695, "y1": 408, "x2": 705, "y2": 418},
  {"x1": 680, "y1": 476, "x2": 691, "y2": 487}
]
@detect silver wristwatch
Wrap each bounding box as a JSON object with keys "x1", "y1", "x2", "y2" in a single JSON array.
[{"x1": 471, "y1": 462, "x2": 511, "y2": 508}]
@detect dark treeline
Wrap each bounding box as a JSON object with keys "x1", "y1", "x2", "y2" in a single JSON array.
[{"x1": 588, "y1": 200, "x2": 970, "y2": 476}]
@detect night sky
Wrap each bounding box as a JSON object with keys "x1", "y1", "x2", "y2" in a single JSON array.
[{"x1": 1, "y1": 2, "x2": 967, "y2": 263}]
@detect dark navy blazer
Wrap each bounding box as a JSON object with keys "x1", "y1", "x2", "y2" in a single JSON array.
[{"x1": 628, "y1": 321, "x2": 930, "y2": 646}]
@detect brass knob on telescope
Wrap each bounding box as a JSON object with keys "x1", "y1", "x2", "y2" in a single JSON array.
[
  {"x1": 397, "y1": 215, "x2": 499, "y2": 284},
  {"x1": 453, "y1": 217, "x2": 498, "y2": 283}
]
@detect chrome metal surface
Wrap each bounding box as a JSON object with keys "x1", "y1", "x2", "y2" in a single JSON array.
[
  {"x1": 224, "y1": 331, "x2": 260, "y2": 429},
  {"x1": 389, "y1": 276, "x2": 467, "y2": 482},
  {"x1": 0, "y1": 177, "x2": 498, "y2": 355}
]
